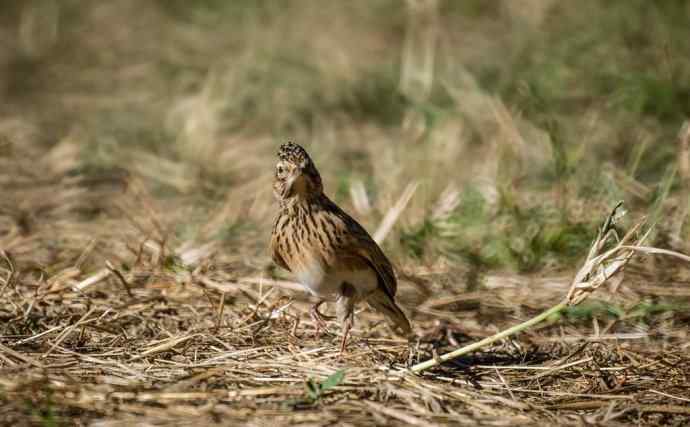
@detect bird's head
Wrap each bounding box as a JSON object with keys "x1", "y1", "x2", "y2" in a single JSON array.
[{"x1": 273, "y1": 142, "x2": 323, "y2": 201}]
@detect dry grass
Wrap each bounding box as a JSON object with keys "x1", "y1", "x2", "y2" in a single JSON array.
[
  {"x1": 2, "y1": 1, "x2": 690, "y2": 425},
  {"x1": 1, "y1": 140, "x2": 689, "y2": 425}
]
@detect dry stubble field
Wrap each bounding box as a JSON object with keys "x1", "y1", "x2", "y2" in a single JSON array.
[{"x1": 1, "y1": 1, "x2": 690, "y2": 426}]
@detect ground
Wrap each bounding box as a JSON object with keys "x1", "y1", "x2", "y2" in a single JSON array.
[{"x1": 1, "y1": 1, "x2": 690, "y2": 426}]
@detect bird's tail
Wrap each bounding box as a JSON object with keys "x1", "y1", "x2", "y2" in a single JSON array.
[{"x1": 368, "y1": 289, "x2": 412, "y2": 338}]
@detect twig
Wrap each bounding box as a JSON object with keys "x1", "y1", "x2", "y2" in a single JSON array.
[
  {"x1": 105, "y1": 260, "x2": 134, "y2": 297},
  {"x1": 363, "y1": 400, "x2": 438, "y2": 427},
  {"x1": 237, "y1": 276, "x2": 304, "y2": 292},
  {"x1": 373, "y1": 182, "x2": 418, "y2": 244},
  {"x1": 0, "y1": 250, "x2": 16, "y2": 297},
  {"x1": 550, "y1": 402, "x2": 690, "y2": 415},
  {"x1": 648, "y1": 389, "x2": 690, "y2": 403},
  {"x1": 42, "y1": 307, "x2": 97, "y2": 359},
  {"x1": 476, "y1": 356, "x2": 592, "y2": 372},
  {"x1": 72, "y1": 268, "x2": 111, "y2": 291},
  {"x1": 409, "y1": 203, "x2": 690, "y2": 374},
  {"x1": 130, "y1": 334, "x2": 199, "y2": 361},
  {"x1": 409, "y1": 303, "x2": 566, "y2": 373},
  {"x1": 14, "y1": 325, "x2": 64, "y2": 345},
  {"x1": 216, "y1": 292, "x2": 226, "y2": 331},
  {"x1": 0, "y1": 342, "x2": 44, "y2": 368}
]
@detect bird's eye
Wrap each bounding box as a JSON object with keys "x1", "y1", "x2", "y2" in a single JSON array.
[{"x1": 277, "y1": 166, "x2": 284, "y2": 174}]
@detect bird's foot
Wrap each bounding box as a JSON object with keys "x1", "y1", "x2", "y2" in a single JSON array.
[{"x1": 310, "y1": 300, "x2": 334, "y2": 337}]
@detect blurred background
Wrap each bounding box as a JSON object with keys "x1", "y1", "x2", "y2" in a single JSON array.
[{"x1": 1, "y1": 0, "x2": 689, "y2": 274}]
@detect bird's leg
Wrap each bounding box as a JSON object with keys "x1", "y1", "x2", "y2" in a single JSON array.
[
  {"x1": 309, "y1": 300, "x2": 334, "y2": 336},
  {"x1": 339, "y1": 311, "x2": 353, "y2": 355},
  {"x1": 290, "y1": 315, "x2": 300, "y2": 338},
  {"x1": 336, "y1": 282, "x2": 356, "y2": 354}
]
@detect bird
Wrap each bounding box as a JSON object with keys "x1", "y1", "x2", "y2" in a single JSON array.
[{"x1": 270, "y1": 142, "x2": 412, "y2": 352}]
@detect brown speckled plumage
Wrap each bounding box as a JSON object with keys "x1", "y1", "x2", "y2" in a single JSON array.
[{"x1": 270, "y1": 142, "x2": 411, "y2": 351}]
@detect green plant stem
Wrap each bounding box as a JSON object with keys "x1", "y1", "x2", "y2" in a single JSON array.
[{"x1": 410, "y1": 302, "x2": 567, "y2": 374}]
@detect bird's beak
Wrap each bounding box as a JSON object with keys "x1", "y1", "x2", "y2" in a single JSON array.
[
  {"x1": 283, "y1": 168, "x2": 302, "y2": 197},
  {"x1": 286, "y1": 174, "x2": 297, "y2": 191}
]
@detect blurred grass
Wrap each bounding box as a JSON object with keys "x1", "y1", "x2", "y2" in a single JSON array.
[
  {"x1": 1, "y1": 0, "x2": 689, "y2": 272},
  {"x1": 400, "y1": 186, "x2": 596, "y2": 271},
  {"x1": 558, "y1": 299, "x2": 689, "y2": 326}
]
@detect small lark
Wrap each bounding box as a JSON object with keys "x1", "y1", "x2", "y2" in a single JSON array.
[{"x1": 270, "y1": 142, "x2": 412, "y2": 352}]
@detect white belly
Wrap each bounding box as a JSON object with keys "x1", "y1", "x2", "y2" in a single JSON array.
[{"x1": 295, "y1": 262, "x2": 378, "y2": 299}]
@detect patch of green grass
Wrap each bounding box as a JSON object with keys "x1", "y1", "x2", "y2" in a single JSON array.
[
  {"x1": 646, "y1": 165, "x2": 678, "y2": 239},
  {"x1": 332, "y1": 150, "x2": 375, "y2": 203},
  {"x1": 400, "y1": 219, "x2": 435, "y2": 259},
  {"x1": 326, "y1": 67, "x2": 409, "y2": 127},
  {"x1": 207, "y1": 57, "x2": 404, "y2": 132},
  {"x1": 557, "y1": 299, "x2": 688, "y2": 324},
  {"x1": 216, "y1": 219, "x2": 257, "y2": 244},
  {"x1": 284, "y1": 369, "x2": 345, "y2": 409},
  {"x1": 440, "y1": 0, "x2": 502, "y2": 19},
  {"x1": 628, "y1": 300, "x2": 689, "y2": 320},
  {"x1": 495, "y1": 1, "x2": 690, "y2": 114},
  {"x1": 76, "y1": 111, "x2": 173, "y2": 168},
  {"x1": 158, "y1": 0, "x2": 283, "y2": 25},
  {"x1": 162, "y1": 254, "x2": 187, "y2": 274},
  {"x1": 305, "y1": 369, "x2": 345, "y2": 401},
  {"x1": 400, "y1": 186, "x2": 597, "y2": 271},
  {"x1": 615, "y1": 73, "x2": 690, "y2": 123},
  {"x1": 24, "y1": 394, "x2": 59, "y2": 427},
  {"x1": 219, "y1": 54, "x2": 457, "y2": 132},
  {"x1": 301, "y1": 65, "x2": 454, "y2": 130},
  {"x1": 334, "y1": 173, "x2": 354, "y2": 204},
  {"x1": 472, "y1": 0, "x2": 689, "y2": 186}
]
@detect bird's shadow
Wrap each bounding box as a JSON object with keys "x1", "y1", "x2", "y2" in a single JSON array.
[
  {"x1": 411, "y1": 330, "x2": 554, "y2": 387},
  {"x1": 445, "y1": 348, "x2": 552, "y2": 370}
]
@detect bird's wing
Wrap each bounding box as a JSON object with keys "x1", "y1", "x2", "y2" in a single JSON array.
[
  {"x1": 350, "y1": 239, "x2": 397, "y2": 299},
  {"x1": 326, "y1": 200, "x2": 398, "y2": 298}
]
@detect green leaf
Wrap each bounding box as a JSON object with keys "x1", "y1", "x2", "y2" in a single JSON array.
[
  {"x1": 319, "y1": 369, "x2": 345, "y2": 392},
  {"x1": 305, "y1": 379, "x2": 320, "y2": 400}
]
